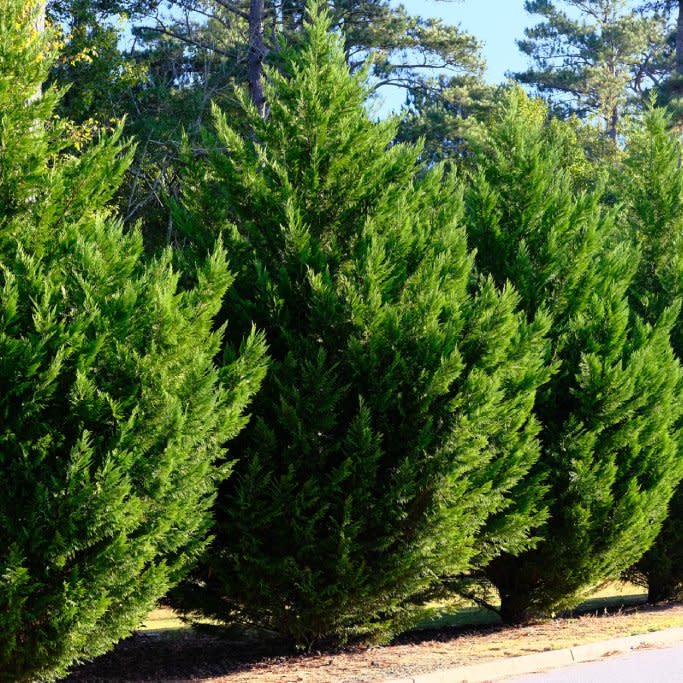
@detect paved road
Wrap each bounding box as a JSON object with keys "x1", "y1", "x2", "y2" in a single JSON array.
[{"x1": 506, "y1": 644, "x2": 683, "y2": 682}]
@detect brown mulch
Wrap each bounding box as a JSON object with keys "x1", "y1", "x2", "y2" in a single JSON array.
[{"x1": 65, "y1": 602, "x2": 683, "y2": 683}]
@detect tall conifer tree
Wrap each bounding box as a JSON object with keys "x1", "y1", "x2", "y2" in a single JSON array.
[
  {"x1": 618, "y1": 107, "x2": 683, "y2": 602},
  {"x1": 516, "y1": 0, "x2": 673, "y2": 141},
  {"x1": 171, "y1": 2, "x2": 550, "y2": 646},
  {"x1": 0, "y1": 3, "x2": 267, "y2": 680},
  {"x1": 466, "y1": 90, "x2": 683, "y2": 623}
]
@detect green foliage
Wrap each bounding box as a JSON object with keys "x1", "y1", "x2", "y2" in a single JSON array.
[
  {"x1": 119, "y1": 0, "x2": 485, "y2": 108},
  {"x1": 466, "y1": 90, "x2": 683, "y2": 623},
  {"x1": 43, "y1": 0, "x2": 486, "y2": 241},
  {"x1": 170, "y1": 3, "x2": 550, "y2": 647},
  {"x1": 618, "y1": 106, "x2": 683, "y2": 602},
  {"x1": 46, "y1": 0, "x2": 150, "y2": 125},
  {"x1": 516, "y1": 0, "x2": 674, "y2": 140},
  {"x1": 45, "y1": 0, "x2": 204, "y2": 245},
  {"x1": 0, "y1": 3, "x2": 267, "y2": 680},
  {"x1": 619, "y1": 107, "x2": 683, "y2": 342},
  {"x1": 396, "y1": 77, "x2": 501, "y2": 165}
]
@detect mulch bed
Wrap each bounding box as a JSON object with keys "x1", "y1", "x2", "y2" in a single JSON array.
[
  {"x1": 65, "y1": 601, "x2": 683, "y2": 683},
  {"x1": 64, "y1": 621, "x2": 507, "y2": 683},
  {"x1": 65, "y1": 631, "x2": 298, "y2": 682}
]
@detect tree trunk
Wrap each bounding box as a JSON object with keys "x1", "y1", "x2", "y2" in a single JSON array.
[
  {"x1": 248, "y1": 0, "x2": 267, "y2": 118},
  {"x1": 647, "y1": 571, "x2": 681, "y2": 603},
  {"x1": 486, "y1": 555, "x2": 542, "y2": 625},
  {"x1": 30, "y1": 1, "x2": 46, "y2": 102},
  {"x1": 498, "y1": 588, "x2": 538, "y2": 625},
  {"x1": 34, "y1": 0, "x2": 46, "y2": 32},
  {"x1": 677, "y1": 0, "x2": 683, "y2": 76},
  {"x1": 608, "y1": 105, "x2": 619, "y2": 143}
]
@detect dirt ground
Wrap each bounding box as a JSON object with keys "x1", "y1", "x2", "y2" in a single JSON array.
[{"x1": 65, "y1": 599, "x2": 683, "y2": 683}]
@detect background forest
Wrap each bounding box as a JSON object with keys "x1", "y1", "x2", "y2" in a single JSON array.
[{"x1": 5, "y1": 1, "x2": 683, "y2": 681}]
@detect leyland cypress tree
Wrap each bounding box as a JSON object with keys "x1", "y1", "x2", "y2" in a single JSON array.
[
  {"x1": 0, "y1": 3, "x2": 267, "y2": 680},
  {"x1": 466, "y1": 91, "x2": 683, "y2": 623},
  {"x1": 170, "y1": 3, "x2": 550, "y2": 647},
  {"x1": 619, "y1": 107, "x2": 683, "y2": 602}
]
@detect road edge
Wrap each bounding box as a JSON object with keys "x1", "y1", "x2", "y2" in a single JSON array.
[{"x1": 382, "y1": 626, "x2": 683, "y2": 683}]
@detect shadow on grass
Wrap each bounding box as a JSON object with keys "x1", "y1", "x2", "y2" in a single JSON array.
[
  {"x1": 395, "y1": 591, "x2": 649, "y2": 646},
  {"x1": 569, "y1": 592, "x2": 647, "y2": 616},
  {"x1": 65, "y1": 629, "x2": 298, "y2": 682}
]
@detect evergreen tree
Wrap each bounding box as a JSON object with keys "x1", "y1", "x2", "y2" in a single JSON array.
[
  {"x1": 0, "y1": 3, "x2": 267, "y2": 680},
  {"x1": 466, "y1": 90, "x2": 683, "y2": 623},
  {"x1": 516, "y1": 0, "x2": 673, "y2": 141},
  {"x1": 170, "y1": 2, "x2": 550, "y2": 647},
  {"x1": 618, "y1": 107, "x2": 683, "y2": 602},
  {"x1": 640, "y1": 1, "x2": 683, "y2": 126},
  {"x1": 396, "y1": 77, "x2": 501, "y2": 166},
  {"x1": 45, "y1": 0, "x2": 485, "y2": 238}
]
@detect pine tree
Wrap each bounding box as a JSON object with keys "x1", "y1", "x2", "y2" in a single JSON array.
[
  {"x1": 396, "y1": 77, "x2": 501, "y2": 165},
  {"x1": 0, "y1": 3, "x2": 267, "y2": 680},
  {"x1": 618, "y1": 106, "x2": 683, "y2": 602},
  {"x1": 516, "y1": 0, "x2": 673, "y2": 141},
  {"x1": 45, "y1": 0, "x2": 485, "y2": 241},
  {"x1": 170, "y1": 2, "x2": 550, "y2": 647},
  {"x1": 466, "y1": 90, "x2": 683, "y2": 623}
]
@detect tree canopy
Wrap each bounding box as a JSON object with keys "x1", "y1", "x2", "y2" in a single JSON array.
[
  {"x1": 516, "y1": 0, "x2": 675, "y2": 140},
  {"x1": 0, "y1": 2, "x2": 266, "y2": 678}
]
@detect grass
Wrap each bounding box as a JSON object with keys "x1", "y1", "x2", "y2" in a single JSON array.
[
  {"x1": 139, "y1": 608, "x2": 227, "y2": 634},
  {"x1": 139, "y1": 581, "x2": 650, "y2": 635},
  {"x1": 139, "y1": 608, "x2": 188, "y2": 633},
  {"x1": 411, "y1": 581, "x2": 649, "y2": 632}
]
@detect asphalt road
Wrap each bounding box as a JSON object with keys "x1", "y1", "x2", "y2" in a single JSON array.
[{"x1": 506, "y1": 644, "x2": 683, "y2": 682}]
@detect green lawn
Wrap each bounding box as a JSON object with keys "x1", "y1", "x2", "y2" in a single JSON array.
[
  {"x1": 140, "y1": 582, "x2": 648, "y2": 634},
  {"x1": 411, "y1": 581, "x2": 648, "y2": 631}
]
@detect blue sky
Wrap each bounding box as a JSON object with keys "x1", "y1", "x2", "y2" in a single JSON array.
[
  {"x1": 400, "y1": 0, "x2": 530, "y2": 83},
  {"x1": 377, "y1": 1, "x2": 531, "y2": 112}
]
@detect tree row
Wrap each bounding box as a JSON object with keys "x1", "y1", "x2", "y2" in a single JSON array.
[{"x1": 4, "y1": 2, "x2": 683, "y2": 681}]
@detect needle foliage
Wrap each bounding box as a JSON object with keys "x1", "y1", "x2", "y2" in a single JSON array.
[
  {"x1": 170, "y1": 3, "x2": 550, "y2": 647},
  {"x1": 466, "y1": 91, "x2": 683, "y2": 623},
  {"x1": 0, "y1": 3, "x2": 266, "y2": 679},
  {"x1": 618, "y1": 107, "x2": 683, "y2": 603}
]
